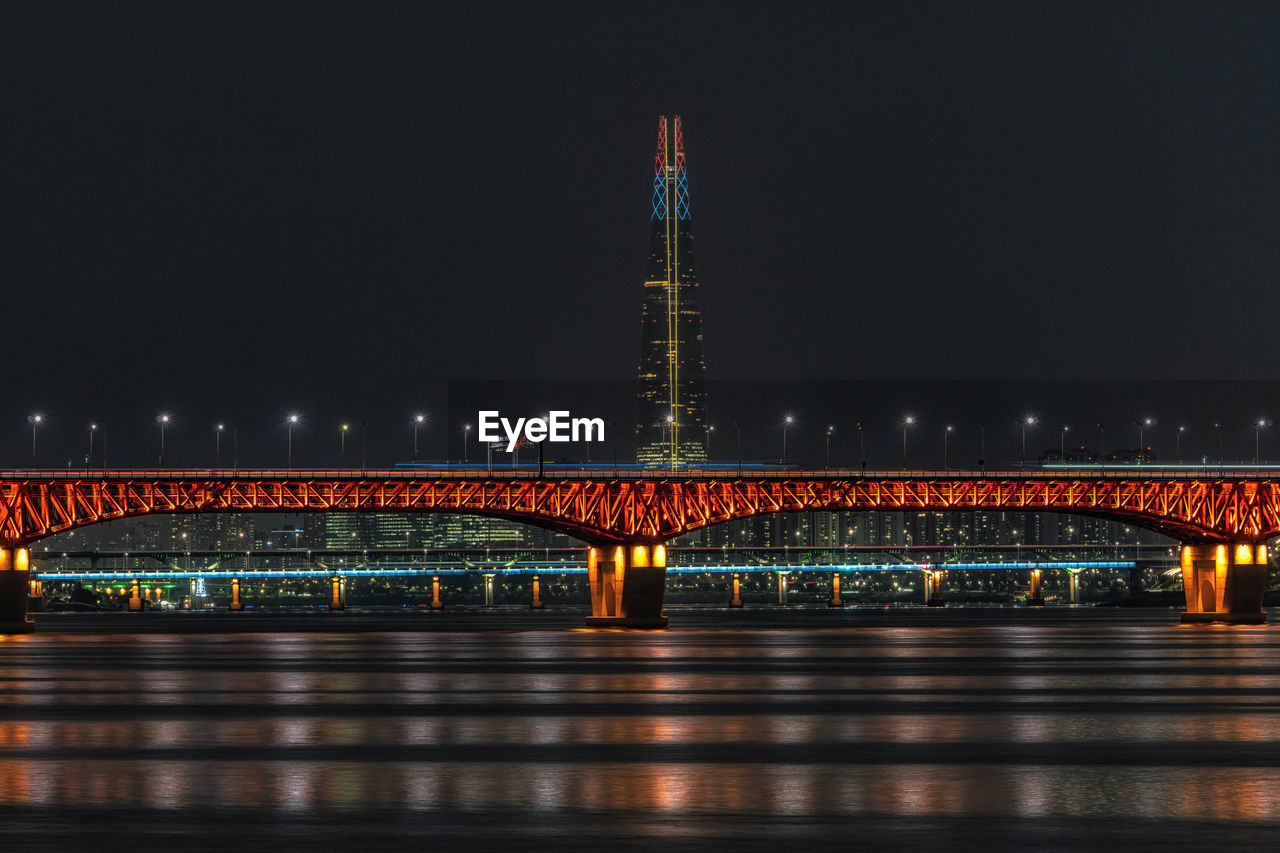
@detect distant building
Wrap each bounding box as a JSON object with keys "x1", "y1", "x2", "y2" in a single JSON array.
[{"x1": 636, "y1": 115, "x2": 710, "y2": 467}]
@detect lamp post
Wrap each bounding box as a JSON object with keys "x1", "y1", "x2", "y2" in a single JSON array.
[
  {"x1": 287, "y1": 414, "x2": 299, "y2": 469},
  {"x1": 1097, "y1": 422, "x2": 1105, "y2": 457},
  {"x1": 231, "y1": 421, "x2": 238, "y2": 471},
  {"x1": 1176, "y1": 425, "x2": 1185, "y2": 462},
  {"x1": 734, "y1": 421, "x2": 742, "y2": 476},
  {"x1": 782, "y1": 415, "x2": 794, "y2": 466},
  {"x1": 1059, "y1": 425, "x2": 1069, "y2": 462},
  {"x1": 705, "y1": 425, "x2": 714, "y2": 462},
  {"x1": 340, "y1": 424, "x2": 349, "y2": 467},
  {"x1": 215, "y1": 424, "x2": 224, "y2": 467},
  {"x1": 27, "y1": 414, "x2": 43, "y2": 467},
  {"x1": 413, "y1": 414, "x2": 425, "y2": 463},
  {"x1": 856, "y1": 421, "x2": 865, "y2": 469},
  {"x1": 88, "y1": 423, "x2": 97, "y2": 470},
  {"x1": 902, "y1": 416, "x2": 915, "y2": 469},
  {"x1": 1134, "y1": 417, "x2": 1153, "y2": 451},
  {"x1": 156, "y1": 414, "x2": 170, "y2": 469},
  {"x1": 1020, "y1": 415, "x2": 1036, "y2": 469},
  {"x1": 464, "y1": 424, "x2": 472, "y2": 464},
  {"x1": 825, "y1": 425, "x2": 834, "y2": 470},
  {"x1": 944, "y1": 425, "x2": 953, "y2": 470},
  {"x1": 1256, "y1": 419, "x2": 1268, "y2": 464}
]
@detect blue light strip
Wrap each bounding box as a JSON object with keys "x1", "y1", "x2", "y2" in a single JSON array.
[{"x1": 36, "y1": 561, "x2": 1138, "y2": 581}]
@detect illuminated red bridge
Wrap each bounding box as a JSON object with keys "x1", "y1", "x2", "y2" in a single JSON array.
[{"x1": 2, "y1": 467, "x2": 1276, "y2": 631}]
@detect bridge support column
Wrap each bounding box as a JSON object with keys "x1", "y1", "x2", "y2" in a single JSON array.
[
  {"x1": 0, "y1": 547, "x2": 34, "y2": 634},
  {"x1": 430, "y1": 575, "x2": 443, "y2": 610},
  {"x1": 1027, "y1": 568, "x2": 1045, "y2": 607},
  {"x1": 186, "y1": 578, "x2": 196, "y2": 610},
  {"x1": 483, "y1": 574, "x2": 496, "y2": 607},
  {"x1": 530, "y1": 574, "x2": 545, "y2": 609},
  {"x1": 827, "y1": 571, "x2": 843, "y2": 608},
  {"x1": 27, "y1": 577, "x2": 44, "y2": 613},
  {"x1": 585, "y1": 543, "x2": 668, "y2": 629},
  {"x1": 1068, "y1": 569, "x2": 1081, "y2": 604},
  {"x1": 128, "y1": 578, "x2": 143, "y2": 612},
  {"x1": 729, "y1": 572, "x2": 743, "y2": 608},
  {"x1": 328, "y1": 577, "x2": 345, "y2": 611},
  {"x1": 1179, "y1": 543, "x2": 1268, "y2": 625},
  {"x1": 229, "y1": 578, "x2": 243, "y2": 611},
  {"x1": 925, "y1": 569, "x2": 946, "y2": 607},
  {"x1": 776, "y1": 571, "x2": 789, "y2": 605}
]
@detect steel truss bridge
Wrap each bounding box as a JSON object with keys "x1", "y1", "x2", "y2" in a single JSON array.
[{"x1": 1, "y1": 468, "x2": 1275, "y2": 630}]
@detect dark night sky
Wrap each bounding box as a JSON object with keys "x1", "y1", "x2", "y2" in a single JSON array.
[{"x1": 5, "y1": 2, "x2": 1280, "y2": 467}]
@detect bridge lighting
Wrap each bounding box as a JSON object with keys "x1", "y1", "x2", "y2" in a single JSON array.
[
  {"x1": 463, "y1": 423, "x2": 472, "y2": 464},
  {"x1": 1059, "y1": 425, "x2": 1070, "y2": 462},
  {"x1": 902, "y1": 416, "x2": 915, "y2": 469},
  {"x1": 1176, "y1": 425, "x2": 1186, "y2": 461},
  {"x1": 27, "y1": 414, "x2": 43, "y2": 468},
  {"x1": 1020, "y1": 416, "x2": 1037, "y2": 469},
  {"x1": 1256, "y1": 419, "x2": 1270, "y2": 463},
  {"x1": 286, "y1": 414, "x2": 300, "y2": 469},
  {"x1": 782, "y1": 415, "x2": 795, "y2": 466},
  {"x1": 156, "y1": 414, "x2": 170, "y2": 469},
  {"x1": 944, "y1": 425, "x2": 954, "y2": 470}
]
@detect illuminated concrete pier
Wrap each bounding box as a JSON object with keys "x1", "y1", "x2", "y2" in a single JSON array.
[
  {"x1": 530, "y1": 574, "x2": 545, "y2": 609},
  {"x1": 0, "y1": 547, "x2": 34, "y2": 634},
  {"x1": 430, "y1": 575, "x2": 443, "y2": 610},
  {"x1": 1027, "y1": 568, "x2": 1045, "y2": 606},
  {"x1": 27, "y1": 576, "x2": 44, "y2": 613},
  {"x1": 1179, "y1": 543, "x2": 1268, "y2": 624},
  {"x1": 924, "y1": 569, "x2": 946, "y2": 607},
  {"x1": 328, "y1": 576, "x2": 345, "y2": 611},
  {"x1": 827, "y1": 571, "x2": 843, "y2": 608},
  {"x1": 128, "y1": 578, "x2": 143, "y2": 612},
  {"x1": 585, "y1": 544, "x2": 668, "y2": 628},
  {"x1": 776, "y1": 571, "x2": 789, "y2": 605},
  {"x1": 1068, "y1": 568, "x2": 1081, "y2": 603},
  {"x1": 483, "y1": 573, "x2": 496, "y2": 606},
  {"x1": 729, "y1": 572, "x2": 744, "y2": 608},
  {"x1": 229, "y1": 577, "x2": 243, "y2": 611}
]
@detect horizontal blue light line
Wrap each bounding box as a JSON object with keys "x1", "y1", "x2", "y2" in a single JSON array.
[{"x1": 35, "y1": 561, "x2": 1139, "y2": 581}]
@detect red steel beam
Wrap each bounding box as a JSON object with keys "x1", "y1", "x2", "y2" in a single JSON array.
[{"x1": 1, "y1": 475, "x2": 1277, "y2": 546}]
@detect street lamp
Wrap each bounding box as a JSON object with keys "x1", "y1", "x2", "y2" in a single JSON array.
[
  {"x1": 464, "y1": 423, "x2": 472, "y2": 464},
  {"x1": 1059, "y1": 425, "x2": 1069, "y2": 462},
  {"x1": 88, "y1": 423, "x2": 97, "y2": 470},
  {"x1": 156, "y1": 414, "x2": 170, "y2": 469},
  {"x1": 413, "y1": 414, "x2": 426, "y2": 463},
  {"x1": 944, "y1": 425, "x2": 953, "y2": 470},
  {"x1": 1134, "y1": 417, "x2": 1153, "y2": 450},
  {"x1": 825, "y1": 425, "x2": 834, "y2": 470},
  {"x1": 902, "y1": 416, "x2": 915, "y2": 469},
  {"x1": 1020, "y1": 415, "x2": 1036, "y2": 469},
  {"x1": 1176, "y1": 425, "x2": 1185, "y2": 462},
  {"x1": 705, "y1": 425, "x2": 714, "y2": 461},
  {"x1": 1256, "y1": 419, "x2": 1269, "y2": 464},
  {"x1": 782, "y1": 415, "x2": 794, "y2": 466},
  {"x1": 340, "y1": 424, "x2": 349, "y2": 467},
  {"x1": 27, "y1": 414, "x2": 43, "y2": 467},
  {"x1": 287, "y1": 414, "x2": 299, "y2": 469}
]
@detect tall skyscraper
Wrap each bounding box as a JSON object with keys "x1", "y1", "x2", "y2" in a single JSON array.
[{"x1": 636, "y1": 115, "x2": 709, "y2": 466}]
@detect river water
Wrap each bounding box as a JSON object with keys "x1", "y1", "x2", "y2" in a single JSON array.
[{"x1": 2, "y1": 607, "x2": 1279, "y2": 851}]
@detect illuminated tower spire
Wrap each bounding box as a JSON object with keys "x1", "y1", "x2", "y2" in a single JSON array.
[{"x1": 637, "y1": 115, "x2": 708, "y2": 467}]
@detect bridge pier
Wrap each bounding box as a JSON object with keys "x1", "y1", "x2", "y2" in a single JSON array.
[
  {"x1": 1068, "y1": 569, "x2": 1081, "y2": 603},
  {"x1": 1027, "y1": 568, "x2": 1045, "y2": 607},
  {"x1": 0, "y1": 547, "x2": 34, "y2": 634},
  {"x1": 483, "y1": 574, "x2": 496, "y2": 606},
  {"x1": 328, "y1": 576, "x2": 345, "y2": 611},
  {"x1": 430, "y1": 575, "x2": 444, "y2": 610},
  {"x1": 27, "y1": 577, "x2": 44, "y2": 613},
  {"x1": 530, "y1": 574, "x2": 545, "y2": 609},
  {"x1": 729, "y1": 572, "x2": 744, "y2": 608},
  {"x1": 128, "y1": 578, "x2": 144, "y2": 612},
  {"x1": 925, "y1": 569, "x2": 946, "y2": 607},
  {"x1": 827, "y1": 571, "x2": 843, "y2": 608},
  {"x1": 229, "y1": 577, "x2": 243, "y2": 611},
  {"x1": 776, "y1": 571, "x2": 789, "y2": 605},
  {"x1": 585, "y1": 544, "x2": 668, "y2": 628},
  {"x1": 1179, "y1": 543, "x2": 1268, "y2": 624}
]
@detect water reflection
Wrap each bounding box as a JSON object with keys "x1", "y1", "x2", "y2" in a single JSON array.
[{"x1": 3, "y1": 621, "x2": 1280, "y2": 838}]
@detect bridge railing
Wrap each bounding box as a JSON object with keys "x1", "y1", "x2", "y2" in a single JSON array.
[{"x1": 2, "y1": 466, "x2": 1276, "y2": 480}]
